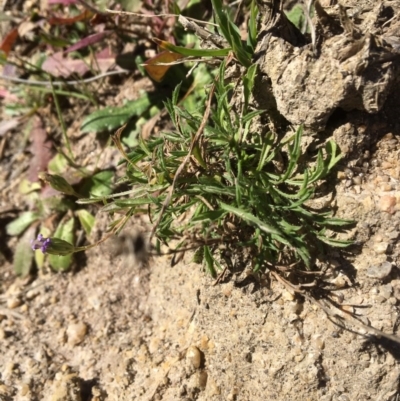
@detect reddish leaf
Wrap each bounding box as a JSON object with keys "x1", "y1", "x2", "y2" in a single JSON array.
[
  {"x1": 28, "y1": 116, "x2": 54, "y2": 182},
  {"x1": 48, "y1": 10, "x2": 93, "y2": 25},
  {"x1": 0, "y1": 27, "x2": 19, "y2": 57},
  {"x1": 143, "y1": 51, "x2": 185, "y2": 82},
  {"x1": 64, "y1": 30, "x2": 110, "y2": 54},
  {"x1": 94, "y1": 47, "x2": 116, "y2": 73},
  {"x1": 42, "y1": 52, "x2": 89, "y2": 77}
]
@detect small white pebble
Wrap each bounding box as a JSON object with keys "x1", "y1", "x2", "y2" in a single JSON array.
[
  {"x1": 373, "y1": 241, "x2": 389, "y2": 255},
  {"x1": 341, "y1": 305, "x2": 354, "y2": 314},
  {"x1": 7, "y1": 298, "x2": 22, "y2": 309},
  {"x1": 67, "y1": 322, "x2": 88, "y2": 346},
  {"x1": 380, "y1": 284, "x2": 392, "y2": 299},
  {"x1": 19, "y1": 383, "x2": 30, "y2": 396},
  {"x1": 281, "y1": 289, "x2": 295, "y2": 301},
  {"x1": 20, "y1": 304, "x2": 28, "y2": 313},
  {"x1": 366, "y1": 262, "x2": 392, "y2": 279},
  {"x1": 26, "y1": 289, "x2": 40, "y2": 300},
  {"x1": 187, "y1": 346, "x2": 202, "y2": 369},
  {"x1": 330, "y1": 274, "x2": 347, "y2": 288},
  {"x1": 87, "y1": 295, "x2": 101, "y2": 310},
  {"x1": 311, "y1": 334, "x2": 325, "y2": 350}
]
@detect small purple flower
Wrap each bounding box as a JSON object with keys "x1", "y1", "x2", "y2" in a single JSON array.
[
  {"x1": 31, "y1": 235, "x2": 75, "y2": 255},
  {"x1": 31, "y1": 234, "x2": 51, "y2": 254}
]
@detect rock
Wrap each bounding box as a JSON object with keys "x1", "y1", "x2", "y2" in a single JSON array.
[
  {"x1": 330, "y1": 274, "x2": 347, "y2": 288},
  {"x1": 26, "y1": 289, "x2": 40, "y2": 300},
  {"x1": 186, "y1": 346, "x2": 202, "y2": 369},
  {"x1": 66, "y1": 322, "x2": 87, "y2": 346},
  {"x1": 206, "y1": 376, "x2": 220, "y2": 396},
  {"x1": 281, "y1": 289, "x2": 295, "y2": 301},
  {"x1": 373, "y1": 242, "x2": 389, "y2": 255},
  {"x1": 311, "y1": 334, "x2": 325, "y2": 351},
  {"x1": 379, "y1": 195, "x2": 396, "y2": 213},
  {"x1": 366, "y1": 262, "x2": 392, "y2": 279},
  {"x1": 50, "y1": 371, "x2": 83, "y2": 401},
  {"x1": 87, "y1": 295, "x2": 101, "y2": 311},
  {"x1": 198, "y1": 370, "x2": 208, "y2": 389},
  {"x1": 254, "y1": 1, "x2": 400, "y2": 129},
  {"x1": 7, "y1": 297, "x2": 22, "y2": 309},
  {"x1": 19, "y1": 382, "x2": 30, "y2": 396},
  {"x1": 380, "y1": 284, "x2": 393, "y2": 299}
]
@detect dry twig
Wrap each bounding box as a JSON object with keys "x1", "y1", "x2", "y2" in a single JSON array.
[{"x1": 271, "y1": 271, "x2": 400, "y2": 344}]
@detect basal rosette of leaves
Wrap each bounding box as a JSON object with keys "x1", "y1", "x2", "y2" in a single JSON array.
[{"x1": 105, "y1": 62, "x2": 353, "y2": 275}]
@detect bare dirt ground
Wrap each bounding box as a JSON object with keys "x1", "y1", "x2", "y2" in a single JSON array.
[{"x1": 1, "y1": 1, "x2": 400, "y2": 401}]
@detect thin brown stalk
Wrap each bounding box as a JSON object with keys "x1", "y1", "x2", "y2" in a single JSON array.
[
  {"x1": 149, "y1": 83, "x2": 216, "y2": 241},
  {"x1": 271, "y1": 271, "x2": 400, "y2": 345}
]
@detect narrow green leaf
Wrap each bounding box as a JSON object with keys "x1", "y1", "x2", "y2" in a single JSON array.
[
  {"x1": 13, "y1": 226, "x2": 36, "y2": 276},
  {"x1": 318, "y1": 235, "x2": 353, "y2": 247},
  {"x1": 276, "y1": 126, "x2": 302, "y2": 184},
  {"x1": 38, "y1": 172, "x2": 81, "y2": 198},
  {"x1": 241, "y1": 109, "x2": 264, "y2": 124},
  {"x1": 76, "y1": 209, "x2": 95, "y2": 236},
  {"x1": 220, "y1": 202, "x2": 283, "y2": 236},
  {"x1": 191, "y1": 209, "x2": 226, "y2": 222},
  {"x1": 193, "y1": 247, "x2": 204, "y2": 264},
  {"x1": 192, "y1": 144, "x2": 207, "y2": 169},
  {"x1": 247, "y1": 0, "x2": 258, "y2": 50},
  {"x1": 110, "y1": 197, "x2": 154, "y2": 207},
  {"x1": 76, "y1": 184, "x2": 168, "y2": 204},
  {"x1": 210, "y1": 0, "x2": 252, "y2": 66},
  {"x1": 6, "y1": 211, "x2": 41, "y2": 236},
  {"x1": 203, "y1": 245, "x2": 216, "y2": 277},
  {"x1": 326, "y1": 140, "x2": 342, "y2": 170},
  {"x1": 81, "y1": 93, "x2": 153, "y2": 133},
  {"x1": 294, "y1": 168, "x2": 310, "y2": 198},
  {"x1": 228, "y1": 22, "x2": 252, "y2": 67},
  {"x1": 154, "y1": 38, "x2": 231, "y2": 57},
  {"x1": 308, "y1": 150, "x2": 325, "y2": 183},
  {"x1": 172, "y1": 81, "x2": 182, "y2": 107},
  {"x1": 257, "y1": 132, "x2": 275, "y2": 171},
  {"x1": 318, "y1": 217, "x2": 355, "y2": 227}
]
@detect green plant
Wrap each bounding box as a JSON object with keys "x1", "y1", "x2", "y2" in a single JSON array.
[{"x1": 49, "y1": 60, "x2": 351, "y2": 277}]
